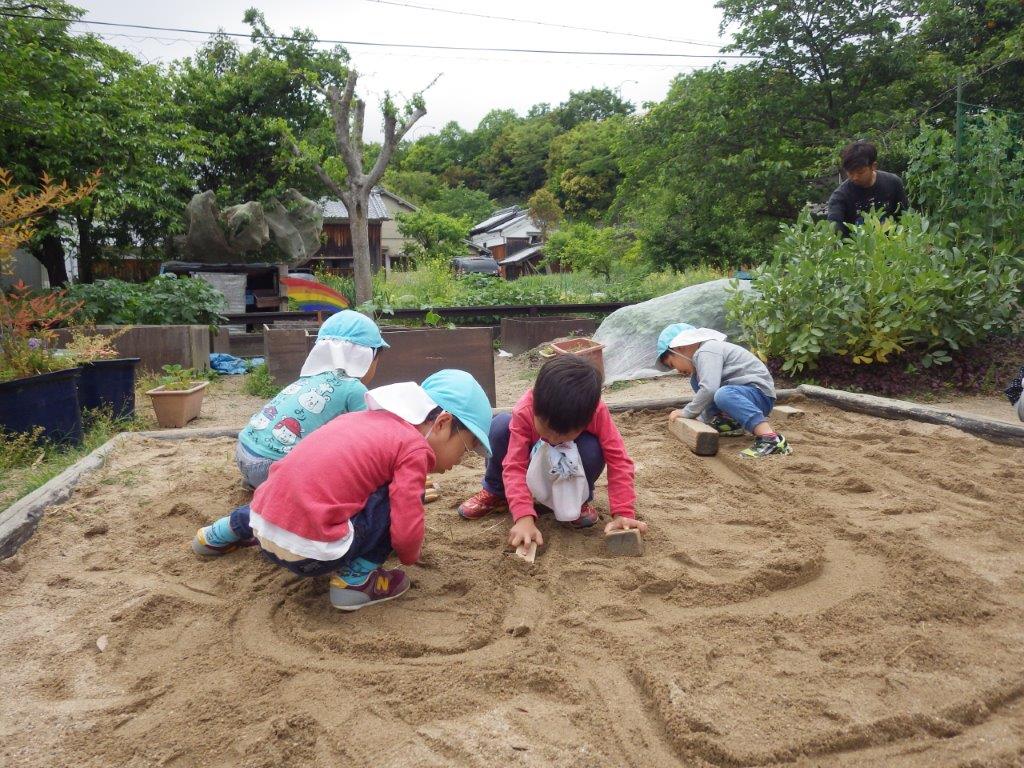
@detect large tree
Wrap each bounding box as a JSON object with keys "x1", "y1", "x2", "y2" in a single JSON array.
[
  {"x1": 170, "y1": 10, "x2": 350, "y2": 204},
  {"x1": 0, "y1": 1, "x2": 194, "y2": 284},
  {"x1": 286, "y1": 72, "x2": 433, "y2": 304}
]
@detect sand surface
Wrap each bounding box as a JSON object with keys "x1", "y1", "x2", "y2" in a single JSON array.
[{"x1": 2, "y1": 403, "x2": 1024, "y2": 767}]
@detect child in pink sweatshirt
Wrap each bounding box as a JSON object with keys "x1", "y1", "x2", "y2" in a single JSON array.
[
  {"x1": 458, "y1": 355, "x2": 646, "y2": 549},
  {"x1": 191, "y1": 369, "x2": 493, "y2": 611}
]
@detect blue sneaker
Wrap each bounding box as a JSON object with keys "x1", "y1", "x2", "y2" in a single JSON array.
[{"x1": 190, "y1": 525, "x2": 255, "y2": 556}]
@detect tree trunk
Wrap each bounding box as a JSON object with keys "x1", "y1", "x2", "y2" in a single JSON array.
[
  {"x1": 31, "y1": 214, "x2": 69, "y2": 286},
  {"x1": 347, "y1": 188, "x2": 374, "y2": 306},
  {"x1": 76, "y1": 215, "x2": 98, "y2": 284}
]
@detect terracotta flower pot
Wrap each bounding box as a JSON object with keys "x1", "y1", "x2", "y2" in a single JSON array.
[
  {"x1": 146, "y1": 381, "x2": 209, "y2": 428},
  {"x1": 550, "y1": 337, "x2": 606, "y2": 381}
]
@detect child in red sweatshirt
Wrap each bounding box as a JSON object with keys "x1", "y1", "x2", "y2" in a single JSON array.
[
  {"x1": 458, "y1": 355, "x2": 646, "y2": 548},
  {"x1": 191, "y1": 370, "x2": 493, "y2": 611}
]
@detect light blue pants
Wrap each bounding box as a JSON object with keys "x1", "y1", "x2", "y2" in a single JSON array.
[
  {"x1": 704, "y1": 385, "x2": 775, "y2": 433},
  {"x1": 235, "y1": 440, "x2": 275, "y2": 489}
]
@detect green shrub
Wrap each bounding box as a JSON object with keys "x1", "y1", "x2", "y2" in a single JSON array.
[
  {"x1": 727, "y1": 210, "x2": 1024, "y2": 373},
  {"x1": 349, "y1": 264, "x2": 723, "y2": 315},
  {"x1": 67, "y1": 274, "x2": 227, "y2": 325},
  {"x1": 244, "y1": 362, "x2": 279, "y2": 398}
]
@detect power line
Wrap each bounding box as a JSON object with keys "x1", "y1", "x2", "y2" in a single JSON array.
[
  {"x1": 0, "y1": 9, "x2": 757, "y2": 59},
  {"x1": 85, "y1": 29, "x2": 712, "y2": 71},
  {"x1": 354, "y1": 0, "x2": 729, "y2": 49}
]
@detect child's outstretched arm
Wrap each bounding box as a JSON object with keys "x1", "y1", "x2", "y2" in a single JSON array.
[
  {"x1": 591, "y1": 403, "x2": 637, "y2": 520},
  {"x1": 387, "y1": 446, "x2": 433, "y2": 565}
]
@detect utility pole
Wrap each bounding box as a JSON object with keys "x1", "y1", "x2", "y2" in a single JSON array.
[{"x1": 955, "y1": 74, "x2": 964, "y2": 165}]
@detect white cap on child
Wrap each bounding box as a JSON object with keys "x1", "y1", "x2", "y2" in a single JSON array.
[
  {"x1": 364, "y1": 382, "x2": 439, "y2": 426},
  {"x1": 668, "y1": 327, "x2": 727, "y2": 349}
]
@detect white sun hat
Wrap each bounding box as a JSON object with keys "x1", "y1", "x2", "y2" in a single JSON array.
[{"x1": 669, "y1": 327, "x2": 728, "y2": 349}]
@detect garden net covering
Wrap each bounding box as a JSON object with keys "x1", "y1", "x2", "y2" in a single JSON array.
[{"x1": 593, "y1": 277, "x2": 750, "y2": 384}]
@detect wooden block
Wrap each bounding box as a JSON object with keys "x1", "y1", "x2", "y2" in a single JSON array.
[
  {"x1": 772, "y1": 405, "x2": 805, "y2": 420},
  {"x1": 606, "y1": 529, "x2": 644, "y2": 557},
  {"x1": 422, "y1": 488, "x2": 440, "y2": 504},
  {"x1": 668, "y1": 412, "x2": 719, "y2": 456},
  {"x1": 515, "y1": 541, "x2": 537, "y2": 564}
]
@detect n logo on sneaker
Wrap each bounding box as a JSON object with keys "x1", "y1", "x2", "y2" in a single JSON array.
[{"x1": 375, "y1": 575, "x2": 390, "y2": 593}]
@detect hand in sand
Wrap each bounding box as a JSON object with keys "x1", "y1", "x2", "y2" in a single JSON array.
[
  {"x1": 604, "y1": 515, "x2": 648, "y2": 536},
  {"x1": 508, "y1": 516, "x2": 544, "y2": 548}
]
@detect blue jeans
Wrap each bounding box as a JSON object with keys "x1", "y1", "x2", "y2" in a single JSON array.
[
  {"x1": 235, "y1": 440, "x2": 275, "y2": 489},
  {"x1": 702, "y1": 384, "x2": 775, "y2": 433},
  {"x1": 481, "y1": 412, "x2": 605, "y2": 501},
  {"x1": 228, "y1": 485, "x2": 393, "y2": 577}
]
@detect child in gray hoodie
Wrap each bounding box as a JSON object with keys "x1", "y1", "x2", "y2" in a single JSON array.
[{"x1": 656, "y1": 323, "x2": 791, "y2": 457}]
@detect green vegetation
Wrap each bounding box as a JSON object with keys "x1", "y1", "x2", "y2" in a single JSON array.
[
  {"x1": 67, "y1": 275, "x2": 227, "y2": 325},
  {"x1": 0, "y1": 408, "x2": 147, "y2": 509},
  {"x1": 317, "y1": 265, "x2": 723, "y2": 318},
  {"x1": 729, "y1": 115, "x2": 1024, "y2": 373},
  {"x1": 244, "y1": 363, "x2": 279, "y2": 399},
  {"x1": 4, "y1": 0, "x2": 1023, "y2": 323}
]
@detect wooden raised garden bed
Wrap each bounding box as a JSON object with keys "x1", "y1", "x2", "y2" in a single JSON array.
[
  {"x1": 54, "y1": 325, "x2": 211, "y2": 373},
  {"x1": 263, "y1": 325, "x2": 497, "y2": 405},
  {"x1": 499, "y1": 316, "x2": 598, "y2": 355}
]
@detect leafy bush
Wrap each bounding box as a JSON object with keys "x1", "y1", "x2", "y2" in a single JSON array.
[
  {"x1": 727, "y1": 211, "x2": 1024, "y2": 373},
  {"x1": 908, "y1": 113, "x2": 1024, "y2": 252},
  {"x1": 545, "y1": 223, "x2": 631, "y2": 281},
  {"x1": 244, "y1": 362, "x2": 279, "y2": 398},
  {"x1": 396, "y1": 209, "x2": 471, "y2": 265},
  {"x1": 67, "y1": 274, "x2": 227, "y2": 325}
]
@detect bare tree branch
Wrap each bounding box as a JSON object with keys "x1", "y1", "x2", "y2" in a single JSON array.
[
  {"x1": 352, "y1": 99, "x2": 365, "y2": 158},
  {"x1": 366, "y1": 74, "x2": 439, "y2": 186},
  {"x1": 286, "y1": 137, "x2": 343, "y2": 197},
  {"x1": 325, "y1": 74, "x2": 363, "y2": 180}
]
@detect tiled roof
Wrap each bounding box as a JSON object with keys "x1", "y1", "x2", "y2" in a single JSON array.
[
  {"x1": 499, "y1": 244, "x2": 544, "y2": 265},
  {"x1": 470, "y1": 205, "x2": 520, "y2": 235},
  {"x1": 319, "y1": 188, "x2": 390, "y2": 222}
]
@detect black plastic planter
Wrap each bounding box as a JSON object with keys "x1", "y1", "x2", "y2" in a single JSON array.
[
  {"x1": 0, "y1": 368, "x2": 84, "y2": 445},
  {"x1": 78, "y1": 358, "x2": 141, "y2": 419}
]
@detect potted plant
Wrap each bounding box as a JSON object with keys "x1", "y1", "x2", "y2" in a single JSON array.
[
  {"x1": 146, "y1": 364, "x2": 209, "y2": 428},
  {"x1": 63, "y1": 327, "x2": 140, "y2": 420},
  {"x1": 0, "y1": 281, "x2": 85, "y2": 445}
]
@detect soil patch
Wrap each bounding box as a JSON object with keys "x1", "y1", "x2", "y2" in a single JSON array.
[{"x1": 2, "y1": 405, "x2": 1024, "y2": 766}]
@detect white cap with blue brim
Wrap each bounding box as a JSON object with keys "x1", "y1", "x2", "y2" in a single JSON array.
[{"x1": 364, "y1": 369, "x2": 493, "y2": 457}]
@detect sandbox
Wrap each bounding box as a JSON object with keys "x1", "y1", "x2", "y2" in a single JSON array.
[{"x1": 2, "y1": 402, "x2": 1024, "y2": 767}]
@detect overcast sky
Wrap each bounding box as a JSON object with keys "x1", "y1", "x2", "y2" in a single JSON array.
[{"x1": 74, "y1": 0, "x2": 739, "y2": 141}]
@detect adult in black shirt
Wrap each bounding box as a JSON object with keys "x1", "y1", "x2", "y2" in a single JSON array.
[{"x1": 827, "y1": 140, "x2": 909, "y2": 235}]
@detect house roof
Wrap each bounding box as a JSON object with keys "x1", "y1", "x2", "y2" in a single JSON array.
[
  {"x1": 319, "y1": 188, "x2": 390, "y2": 222},
  {"x1": 376, "y1": 187, "x2": 418, "y2": 212},
  {"x1": 499, "y1": 244, "x2": 544, "y2": 265},
  {"x1": 496, "y1": 213, "x2": 540, "y2": 235},
  {"x1": 470, "y1": 205, "x2": 521, "y2": 236}
]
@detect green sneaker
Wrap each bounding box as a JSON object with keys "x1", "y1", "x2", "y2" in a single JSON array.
[
  {"x1": 741, "y1": 434, "x2": 792, "y2": 458},
  {"x1": 708, "y1": 415, "x2": 744, "y2": 437}
]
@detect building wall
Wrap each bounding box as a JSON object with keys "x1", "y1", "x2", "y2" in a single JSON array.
[
  {"x1": 3, "y1": 249, "x2": 49, "y2": 289},
  {"x1": 380, "y1": 195, "x2": 415, "y2": 257},
  {"x1": 305, "y1": 222, "x2": 383, "y2": 273}
]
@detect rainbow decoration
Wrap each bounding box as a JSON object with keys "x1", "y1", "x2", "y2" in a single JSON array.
[{"x1": 281, "y1": 276, "x2": 350, "y2": 313}]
